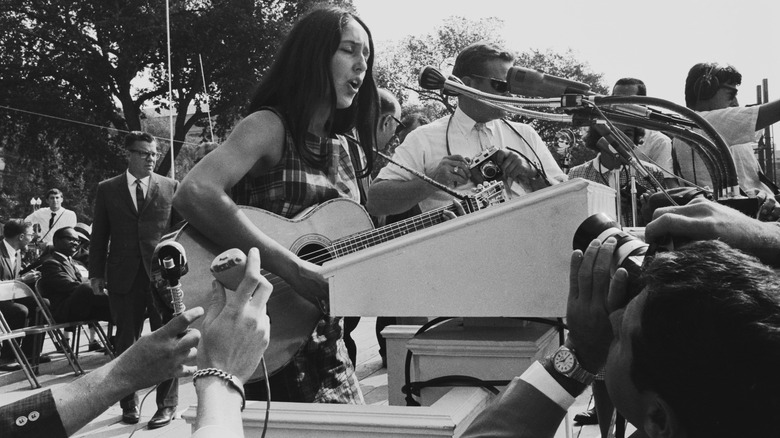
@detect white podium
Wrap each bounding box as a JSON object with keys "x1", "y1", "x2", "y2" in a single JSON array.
[{"x1": 324, "y1": 178, "x2": 616, "y2": 317}]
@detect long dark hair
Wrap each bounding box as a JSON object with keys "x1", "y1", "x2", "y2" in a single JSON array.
[{"x1": 248, "y1": 6, "x2": 378, "y2": 177}]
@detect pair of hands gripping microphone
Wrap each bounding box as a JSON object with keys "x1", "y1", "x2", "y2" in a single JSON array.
[{"x1": 154, "y1": 241, "x2": 271, "y2": 386}]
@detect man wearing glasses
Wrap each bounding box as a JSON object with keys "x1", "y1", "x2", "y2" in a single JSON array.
[
  {"x1": 38, "y1": 227, "x2": 111, "y2": 325},
  {"x1": 89, "y1": 131, "x2": 180, "y2": 428},
  {"x1": 367, "y1": 42, "x2": 566, "y2": 216}
]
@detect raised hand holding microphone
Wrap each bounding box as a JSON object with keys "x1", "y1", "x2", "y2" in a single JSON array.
[{"x1": 194, "y1": 248, "x2": 273, "y2": 436}]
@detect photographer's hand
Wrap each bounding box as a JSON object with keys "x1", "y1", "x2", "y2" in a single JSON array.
[
  {"x1": 493, "y1": 149, "x2": 548, "y2": 192},
  {"x1": 566, "y1": 237, "x2": 631, "y2": 373},
  {"x1": 646, "y1": 198, "x2": 780, "y2": 267},
  {"x1": 432, "y1": 155, "x2": 470, "y2": 188}
]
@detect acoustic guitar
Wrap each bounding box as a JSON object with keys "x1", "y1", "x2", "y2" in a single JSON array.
[{"x1": 163, "y1": 181, "x2": 506, "y2": 382}]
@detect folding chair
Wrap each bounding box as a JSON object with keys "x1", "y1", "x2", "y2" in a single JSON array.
[
  {"x1": 0, "y1": 312, "x2": 40, "y2": 389},
  {"x1": 0, "y1": 280, "x2": 84, "y2": 375},
  {"x1": 33, "y1": 280, "x2": 114, "y2": 360}
]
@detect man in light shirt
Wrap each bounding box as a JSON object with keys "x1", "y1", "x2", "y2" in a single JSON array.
[
  {"x1": 367, "y1": 42, "x2": 566, "y2": 216},
  {"x1": 25, "y1": 188, "x2": 77, "y2": 246}
]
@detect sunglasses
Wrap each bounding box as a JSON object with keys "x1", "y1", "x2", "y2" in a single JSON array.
[{"x1": 470, "y1": 74, "x2": 509, "y2": 94}]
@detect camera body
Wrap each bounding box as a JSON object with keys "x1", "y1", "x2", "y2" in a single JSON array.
[{"x1": 469, "y1": 146, "x2": 503, "y2": 184}]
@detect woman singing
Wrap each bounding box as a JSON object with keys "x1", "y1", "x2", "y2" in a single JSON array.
[{"x1": 174, "y1": 6, "x2": 378, "y2": 403}]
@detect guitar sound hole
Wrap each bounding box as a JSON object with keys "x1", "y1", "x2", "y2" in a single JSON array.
[{"x1": 298, "y1": 244, "x2": 332, "y2": 266}]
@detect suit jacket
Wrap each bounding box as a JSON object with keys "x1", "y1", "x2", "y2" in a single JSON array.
[
  {"x1": 460, "y1": 374, "x2": 566, "y2": 438},
  {"x1": 0, "y1": 242, "x2": 21, "y2": 281},
  {"x1": 38, "y1": 252, "x2": 84, "y2": 312},
  {"x1": 88, "y1": 172, "x2": 179, "y2": 295},
  {"x1": 0, "y1": 389, "x2": 67, "y2": 438}
]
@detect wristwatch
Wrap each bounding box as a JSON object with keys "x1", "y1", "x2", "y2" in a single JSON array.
[{"x1": 549, "y1": 345, "x2": 596, "y2": 385}]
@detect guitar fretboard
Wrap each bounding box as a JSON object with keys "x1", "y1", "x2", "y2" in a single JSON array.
[
  {"x1": 331, "y1": 207, "x2": 451, "y2": 257},
  {"x1": 329, "y1": 182, "x2": 503, "y2": 258}
]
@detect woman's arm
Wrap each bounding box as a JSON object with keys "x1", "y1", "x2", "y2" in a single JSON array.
[{"x1": 173, "y1": 111, "x2": 327, "y2": 303}]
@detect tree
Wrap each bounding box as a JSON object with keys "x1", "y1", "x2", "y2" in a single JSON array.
[
  {"x1": 0, "y1": 0, "x2": 351, "y2": 220},
  {"x1": 375, "y1": 16, "x2": 505, "y2": 116}
]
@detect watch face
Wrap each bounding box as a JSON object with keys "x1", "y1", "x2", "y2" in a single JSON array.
[{"x1": 553, "y1": 350, "x2": 576, "y2": 374}]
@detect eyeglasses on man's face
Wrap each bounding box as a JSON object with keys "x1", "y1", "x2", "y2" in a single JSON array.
[
  {"x1": 470, "y1": 74, "x2": 509, "y2": 94},
  {"x1": 391, "y1": 115, "x2": 407, "y2": 134},
  {"x1": 130, "y1": 149, "x2": 159, "y2": 160}
]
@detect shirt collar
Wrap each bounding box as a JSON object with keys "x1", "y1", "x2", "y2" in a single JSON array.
[
  {"x1": 452, "y1": 107, "x2": 496, "y2": 137},
  {"x1": 54, "y1": 251, "x2": 71, "y2": 261},
  {"x1": 126, "y1": 170, "x2": 151, "y2": 187},
  {"x1": 3, "y1": 239, "x2": 17, "y2": 258}
]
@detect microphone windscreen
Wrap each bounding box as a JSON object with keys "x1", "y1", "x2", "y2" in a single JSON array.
[
  {"x1": 507, "y1": 66, "x2": 590, "y2": 97},
  {"x1": 418, "y1": 66, "x2": 446, "y2": 90}
]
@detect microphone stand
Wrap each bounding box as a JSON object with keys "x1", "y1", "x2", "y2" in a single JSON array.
[
  {"x1": 627, "y1": 165, "x2": 638, "y2": 227},
  {"x1": 613, "y1": 170, "x2": 623, "y2": 227}
]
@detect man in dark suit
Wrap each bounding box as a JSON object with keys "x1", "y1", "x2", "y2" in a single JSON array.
[
  {"x1": 88, "y1": 131, "x2": 179, "y2": 428},
  {"x1": 0, "y1": 219, "x2": 44, "y2": 370},
  {"x1": 38, "y1": 227, "x2": 111, "y2": 324}
]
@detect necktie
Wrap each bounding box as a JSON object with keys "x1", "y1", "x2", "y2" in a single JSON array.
[
  {"x1": 49, "y1": 212, "x2": 56, "y2": 229},
  {"x1": 135, "y1": 179, "x2": 145, "y2": 211},
  {"x1": 474, "y1": 123, "x2": 490, "y2": 150}
]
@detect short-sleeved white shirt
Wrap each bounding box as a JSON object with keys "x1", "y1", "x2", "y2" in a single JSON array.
[{"x1": 376, "y1": 107, "x2": 566, "y2": 212}]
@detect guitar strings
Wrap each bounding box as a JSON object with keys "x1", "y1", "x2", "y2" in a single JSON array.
[
  {"x1": 278, "y1": 184, "x2": 502, "y2": 265},
  {"x1": 253, "y1": 205, "x2": 456, "y2": 293}
]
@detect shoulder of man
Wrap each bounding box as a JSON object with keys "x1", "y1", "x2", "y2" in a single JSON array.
[
  {"x1": 151, "y1": 173, "x2": 178, "y2": 186},
  {"x1": 98, "y1": 173, "x2": 126, "y2": 188}
]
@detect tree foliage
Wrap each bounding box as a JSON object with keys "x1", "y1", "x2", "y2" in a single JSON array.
[
  {"x1": 375, "y1": 16, "x2": 504, "y2": 114},
  {"x1": 0, "y1": 0, "x2": 350, "y2": 221}
]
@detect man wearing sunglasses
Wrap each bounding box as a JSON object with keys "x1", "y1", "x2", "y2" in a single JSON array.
[
  {"x1": 89, "y1": 131, "x2": 181, "y2": 428},
  {"x1": 367, "y1": 42, "x2": 566, "y2": 216}
]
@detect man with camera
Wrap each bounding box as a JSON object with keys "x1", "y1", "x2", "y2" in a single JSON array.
[
  {"x1": 459, "y1": 199, "x2": 780, "y2": 437},
  {"x1": 366, "y1": 42, "x2": 566, "y2": 216}
]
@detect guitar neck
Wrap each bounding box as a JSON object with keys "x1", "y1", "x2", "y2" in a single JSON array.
[{"x1": 330, "y1": 195, "x2": 486, "y2": 258}]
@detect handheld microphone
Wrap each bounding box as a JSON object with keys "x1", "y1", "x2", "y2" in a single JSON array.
[
  {"x1": 153, "y1": 240, "x2": 188, "y2": 315},
  {"x1": 210, "y1": 248, "x2": 248, "y2": 292},
  {"x1": 507, "y1": 66, "x2": 591, "y2": 98}
]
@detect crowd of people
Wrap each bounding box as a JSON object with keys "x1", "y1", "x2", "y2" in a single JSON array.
[{"x1": 2, "y1": 4, "x2": 780, "y2": 438}]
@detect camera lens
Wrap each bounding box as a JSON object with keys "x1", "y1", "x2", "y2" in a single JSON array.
[
  {"x1": 573, "y1": 213, "x2": 648, "y2": 299},
  {"x1": 480, "y1": 161, "x2": 501, "y2": 180}
]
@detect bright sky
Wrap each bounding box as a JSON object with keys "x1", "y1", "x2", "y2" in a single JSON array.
[{"x1": 353, "y1": 0, "x2": 779, "y2": 105}]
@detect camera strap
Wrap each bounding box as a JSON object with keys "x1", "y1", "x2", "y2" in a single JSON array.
[{"x1": 445, "y1": 114, "x2": 553, "y2": 187}]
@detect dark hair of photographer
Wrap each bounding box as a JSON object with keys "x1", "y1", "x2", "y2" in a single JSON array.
[{"x1": 633, "y1": 240, "x2": 780, "y2": 437}]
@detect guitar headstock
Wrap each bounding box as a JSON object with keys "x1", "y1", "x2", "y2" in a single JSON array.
[{"x1": 463, "y1": 181, "x2": 506, "y2": 213}]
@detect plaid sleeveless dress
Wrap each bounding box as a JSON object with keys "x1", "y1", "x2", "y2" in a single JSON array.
[{"x1": 232, "y1": 108, "x2": 364, "y2": 403}]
